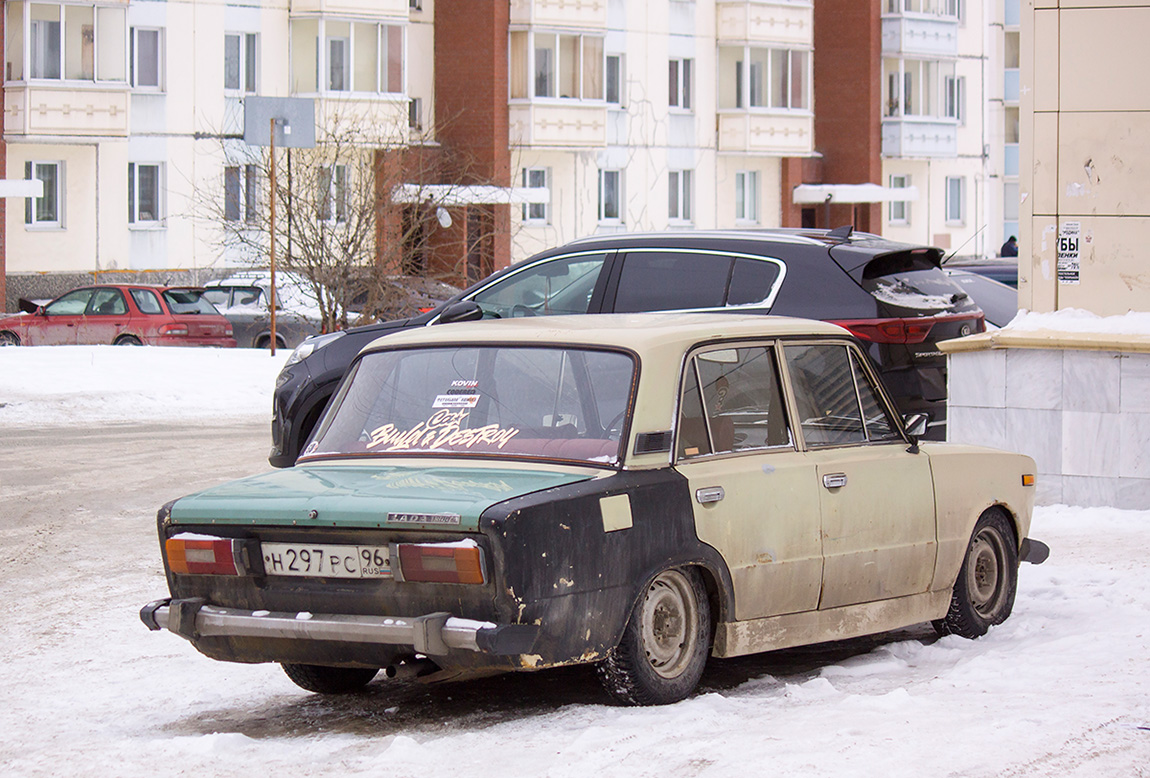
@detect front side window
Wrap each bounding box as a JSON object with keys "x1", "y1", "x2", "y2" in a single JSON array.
[
  {"x1": 783, "y1": 343, "x2": 899, "y2": 448},
  {"x1": 305, "y1": 346, "x2": 636, "y2": 466},
  {"x1": 128, "y1": 162, "x2": 163, "y2": 225},
  {"x1": 598, "y1": 169, "x2": 621, "y2": 222},
  {"x1": 24, "y1": 160, "x2": 62, "y2": 227},
  {"x1": 45, "y1": 287, "x2": 93, "y2": 315},
  {"x1": 678, "y1": 345, "x2": 792, "y2": 458},
  {"x1": 735, "y1": 170, "x2": 758, "y2": 223},
  {"x1": 318, "y1": 165, "x2": 348, "y2": 222},
  {"x1": 471, "y1": 253, "x2": 606, "y2": 318},
  {"x1": 131, "y1": 27, "x2": 162, "y2": 89},
  {"x1": 224, "y1": 32, "x2": 257, "y2": 92},
  {"x1": 224, "y1": 164, "x2": 258, "y2": 223},
  {"x1": 669, "y1": 58, "x2": 692, "y2": 110},
  {"x1": 668, "y1": 170, "x2": 693, "y2": 223},
  {"x1": 15, "y1": 2, "x2": 126, "y2": 82},
  {"x1": 521, "y1": 167, "x2": 549, "y2": 223}
]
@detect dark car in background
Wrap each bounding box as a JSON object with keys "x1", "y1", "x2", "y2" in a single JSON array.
[
  {"x1": 943, "y1": 269, "x2": 1018, "y2": 328},
  {"x1": 269, "y1": 228, "x2": 984, "y2": 466},
  {"x1": 942, "y1": 257, "x2": 1018, "y2": 287},
  {"x1": 0, "y1": 284, "x2": 236, "y2": 347}
]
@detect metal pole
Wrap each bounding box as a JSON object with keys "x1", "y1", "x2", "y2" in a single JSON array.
[{"x1": 269, "y1": 117, "x2": 278, "y2": 356}]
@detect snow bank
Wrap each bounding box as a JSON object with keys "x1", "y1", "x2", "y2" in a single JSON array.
[
  {"x1": 0, "y1": 346, "x2": 289, "y2": 426},
  {"x1": 1005, "y1": 307, "x2": 1150, "y2": 336}
]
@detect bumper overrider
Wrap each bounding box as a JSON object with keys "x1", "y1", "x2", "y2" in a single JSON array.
[{"x1": 140, "y1": 597, "x2": 540, "y2": 657}]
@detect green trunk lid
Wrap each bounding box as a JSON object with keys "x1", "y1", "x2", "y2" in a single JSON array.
[{"x1": 169, "y1": 462, "x2": 599, "y2": 531}]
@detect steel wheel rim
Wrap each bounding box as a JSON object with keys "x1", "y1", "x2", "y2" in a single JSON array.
[
  {"x1": 640, "y1": 570, "x2": 698, "y2": 679},
  {"x1": 968, "y1": 528, "x2": 1007, "y2": 618}
]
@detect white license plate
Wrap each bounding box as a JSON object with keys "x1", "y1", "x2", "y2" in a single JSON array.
[{"x1": 261, "y1": 543, "x2": 391, "y2": 578}]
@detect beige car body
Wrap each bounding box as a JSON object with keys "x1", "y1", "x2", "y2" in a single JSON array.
[{"x1": 369, "y1": 313, "x2": 1037, "y2": 658}]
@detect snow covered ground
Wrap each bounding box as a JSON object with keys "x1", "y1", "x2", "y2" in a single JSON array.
[{"x1": 0, "y1": 346, "x2": 1148, "y2": 777}]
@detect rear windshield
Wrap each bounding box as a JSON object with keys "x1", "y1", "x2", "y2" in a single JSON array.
[
  {"x1": 163, "y1": 289, "x2": 220, "y2": 315},
  {"x1": 861, "y1": 252, "x2": 970, "y2": 313},
  {"x1": 303, "y1": 345, "x2": 636, "y2": 465}
]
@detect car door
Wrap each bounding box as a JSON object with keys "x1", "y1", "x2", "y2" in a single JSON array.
[
  {"x1": 675, "y1": 343, "x2": 824, "y2": 621},
  {"x1": 80, "y1": 287, "x2": 129, "y2": 344},
  {"x1": 781, "y1": 341, "x2": 937, "y2": 610},
  {"x1": 31, "y1": 288, "x2": 94, "y2": 345}
]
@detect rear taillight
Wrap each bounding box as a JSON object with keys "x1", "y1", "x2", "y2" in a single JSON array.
[
  {"x1": 225, "y1": 325, "x2": 233, "y2": 336},
  {"x1": 396, "y1": 541, "x2": 485, "y2": 585},
  {"x1": 166, "y1": 534, "x2": 242, "y2": 576},
  {"x1": 159, "y1": 323, "x2": 189, "y2": 336},
  {"x1": 830, "y1": 313, "x2": 983, "y2": 345}
]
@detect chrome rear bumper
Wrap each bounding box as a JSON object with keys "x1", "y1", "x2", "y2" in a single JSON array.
[{"x1": 140, "y1": 598, "x2": 538, "y2": 656}]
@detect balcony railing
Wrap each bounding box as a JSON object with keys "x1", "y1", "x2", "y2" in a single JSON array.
[
  {"x1": 4, "y1": 83, "x2": 130, "y2": 138},
  {"x1": 509, "y1": 102, "x2": 607, "y2": 148},
  {"x1": 882, "y1": 116, "x2": 957, "y2": 158},
  {"x1": 717, "y1": 110, "x2": 814, "y2": 155},
  {"x1": 881, "y1": 13, "x2": 959, "y2": 58},
  {"x1": 716, "y1": 1, "x2": 813, "y2": 47}
]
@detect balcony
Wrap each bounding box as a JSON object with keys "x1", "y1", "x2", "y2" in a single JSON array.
[
  {"x1": 881, "y1": 13, "x2": 958, "y2": 59},
  {"x1": 509, "y1": 0, "x2": 607, "y2": 30},
  {"x1": 716, "y1": 1, "x2": 813, "y2": 47},
  {"x1": 882, "y1": 116, "x2": 957, "y2": 158},
  {"x1": 4, "y1": 83, "x2": 130, "y2": 138},
  {"x1": 509, "y1": 102, "x2": 607, "y2": 148},
  {"x1": 718, "y1": 111, "x2": 813, "y2": 156}
]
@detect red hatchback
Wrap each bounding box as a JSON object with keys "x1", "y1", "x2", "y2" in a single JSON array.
[{"x1": 0, "y1": 285, "x2": 236, "y2": 347}]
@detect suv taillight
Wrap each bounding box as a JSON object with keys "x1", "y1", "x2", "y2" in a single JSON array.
[{"x1": 830, "y1": 313, "x2": 984, "y2": 345}]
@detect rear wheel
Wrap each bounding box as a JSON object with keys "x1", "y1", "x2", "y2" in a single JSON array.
[
  {"x1": 0, "y1": 331, "x2": 20, "y2": 346},
  {"x1": 114, "y1": 335, "x2": 142, "y2": 346},
  {"x1": 281, "y1": 663, "x2": 378, "y2": 694},
  {"x1": 597, "y1": 567, "x2": 711, "y2": 706},
  {"x1": 255, "y1": 335, "x2": 286, "y2": 350},
  {"x1": 934, "y1": 509, "x2": 1018, "y2": 638}
]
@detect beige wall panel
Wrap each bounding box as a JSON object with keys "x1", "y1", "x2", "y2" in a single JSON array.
[
  {"x1": 1058, "y1": 8, "x2": 1150, "y2": 112},
  {"x1": 5, "y1": 88, "x2": 129, "y2": 137},
  {"x1": 1057, "y1": 0, "x2": 1150, "y2": 7},
  {"x1": 716, "y1": 2, "x2": 812, "y2": 46},
  {"x1": 1021, "y1": 215, "x2": 1059, "y2": 313},
  {"x1": 1055, "y1": 217, "x2": 1150, "y2": 314},
  {"x1": 1032, "y1": 10, "x2": 1059, "y2": 113},
  {"x1": 289, "y1": 0, "x2": 408, "y2": 20},
  {"x1": 509, "y1": 104, "x2": 607, "y2": 147},
  {"x1": 1031, "y1": 111, "x2": 1059, "y2": 216},
  {"x1": 509, "y1": 0, "x2": 607, "y2": 29},
  {"x1": 1056, "y1": 112, "x2": 1150, "y2": 217},
  {"x1": 717, "y1": 113, "x2": 813, "y2": 156}
]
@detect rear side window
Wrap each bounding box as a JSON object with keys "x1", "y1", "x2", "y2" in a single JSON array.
[
  {"x1": 131, "y1": 289, "x2": 163, "y2": 314},
  {"x1": 727, "y1": 258, "x2": 782, "y2": 306},
  {"x1": 614, "y1": 252, "x2": 732, "y2": 312},
  {"x1": 87, "y1": 288, "x2": 127, "y2": 315},
  {"x1": 783, "y1": 343, "x2": 899, "y2": 448}
]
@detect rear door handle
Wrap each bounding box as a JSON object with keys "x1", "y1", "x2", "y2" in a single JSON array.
[
  {"x1": 822, "y1": 473, "x2": 847, "y2": 489},
  {"x1": 695, "y1": 486, "x2": 725, "y2": 505}
]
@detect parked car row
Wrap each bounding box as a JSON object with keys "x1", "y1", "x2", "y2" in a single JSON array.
[
  {"x1": 270, "y1": 227, "x2": 994, "y2": 464},
  {"x1": 141, "y1": 312, "x2": 1047, "y2": 705}
]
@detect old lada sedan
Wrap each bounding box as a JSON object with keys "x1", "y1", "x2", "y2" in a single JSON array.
[{"x1": 141, "y1": 314, "x2": 1047, "y2": 705}]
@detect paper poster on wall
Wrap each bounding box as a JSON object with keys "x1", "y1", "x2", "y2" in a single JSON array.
[{"x1": 1057, "y1": 221, "x2": 1081, "y2": 285}]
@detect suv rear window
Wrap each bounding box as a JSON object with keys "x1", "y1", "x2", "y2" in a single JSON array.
[{"x1": 861, "y1": 251, "x2": 969, "y2": 314}]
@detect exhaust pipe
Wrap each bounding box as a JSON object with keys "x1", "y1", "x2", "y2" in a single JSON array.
[{"x1": 384, "y1": 658, "x2": 439, "y2": 680}]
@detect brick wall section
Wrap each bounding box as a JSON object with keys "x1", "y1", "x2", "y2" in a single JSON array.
[
  {"x1": 434, "y1": 0, "x2": 511, "y2": 273},
  {"x1": 812, "y1": 0, "x2": 882, "y2": 234}
]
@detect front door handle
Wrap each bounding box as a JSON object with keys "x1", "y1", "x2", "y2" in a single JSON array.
[
  {"x1": 695, "y1": 486, "x2": 725, "y2": 505},
  {"x1": 822, "y1": 473, "x2": 847, "y2": 489}
]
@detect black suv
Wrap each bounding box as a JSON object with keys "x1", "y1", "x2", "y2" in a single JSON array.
[{"x1": 269, "y1": 228, "x2": 983, "y2": 466}]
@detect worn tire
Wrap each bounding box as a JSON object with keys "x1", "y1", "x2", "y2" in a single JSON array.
[
  {"x1": 934, "y1": 509, "x2": 1018, "y2": 638},
  {"x1": 114, "y1": 335, "x2": 143, "y2": 346},
  {"x1": 597, "y1": 567, "x2": 711, "y2": 706},
  {"x1": 0, "y1": 331, "x2": 20, "y2": 346},
  {"x1": 281, "y1": 663, "x2": 378, "y2": 694}
]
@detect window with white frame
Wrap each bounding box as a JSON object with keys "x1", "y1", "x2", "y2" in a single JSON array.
[
  {"x1": 668, "y1": 170, "x2": 693, "y2": 223},
  {"x1": 128, "y1": 162, "x2": 163, "y2": 225},
  {"x1": 318, "y1": 165, "x2": 348, "y2": 223},
  {"x1": 669, "y1": 58, "x2": 692, "y2": 110},
  {"x1": 508, "y1": 30, "x2": 604, "y2": 101},
  {"x1": 945, "y1": 176, "x2": 965, "y2": 224},
  {"x1": 598, "y1": 169, "x2": 621, "y2": 223},
  {"x1": 224, "y1": 165, "x2": 258, "y2": 224},
  {"x1": 605, "y1": 54, "x2": 622, "y2": 105},
  {"x1": 945, "y1": 75, "x2": 964, "y2": 123},
  {"x1": 889, "y1": 174, "x2": 910, "y2": 224},
  {"x1": 131, "y1": 27, "x2": 162, "y2": 89},
  {"x1": 289, "y1": 20, "x2": 403, "y2": 94},
  {"x1": 718, "y1": 46, "x2": 809, "y2": 110},
  {"x1": 521, "y1": 168, "x2": 549, "y2": 223},
  {"x1": 10, "y1": 2, "x2": 127, "y2": 82},
  {"x1": 24, "y1": 161, "x2": 62, "y2": 227},
  {"x1": 735, "y1": 170, "x2": 759, "y2": 223},
  {"x1": 224, "y1": 32, "x2": 257, "y2": 93}
]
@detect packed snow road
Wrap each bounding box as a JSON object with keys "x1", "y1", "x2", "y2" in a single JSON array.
[{"x1": 0, "y1": 346, "x2": 1147, "y2": 777}]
